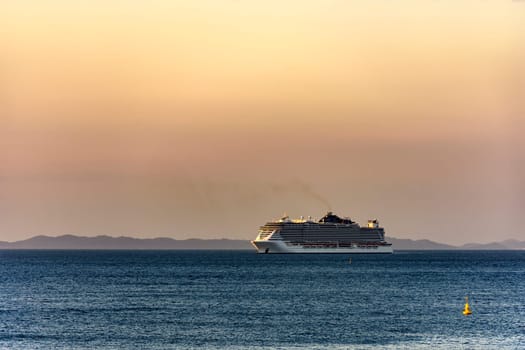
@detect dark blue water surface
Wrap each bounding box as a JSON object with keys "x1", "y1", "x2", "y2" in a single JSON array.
[{"x1": 0, "y1": 250, "x2": 524, "y2": 349}]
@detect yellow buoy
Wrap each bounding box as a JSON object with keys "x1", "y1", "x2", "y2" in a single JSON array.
[{"x1": 463, "y1": 296, "x2": 472, "y2": 315}]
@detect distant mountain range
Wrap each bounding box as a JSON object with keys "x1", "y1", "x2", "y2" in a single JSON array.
[
  {"x1": 0, "y1": 234, "x2": 524, "y2": 250},
  {"x1": 0, "y1": 235, "x2": 251, "y2": 250},
  {"x1": 386, "y1": 237, "x2": 525, "y2": 250}
]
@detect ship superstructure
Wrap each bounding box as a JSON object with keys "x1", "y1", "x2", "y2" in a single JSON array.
[{"x1": 251, "y1": 212, "x2": 393, "y2": 254}]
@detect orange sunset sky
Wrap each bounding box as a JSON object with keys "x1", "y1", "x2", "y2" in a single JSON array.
[{"x1": 2, "y1": 1, "x2": 524, "y2": 244}]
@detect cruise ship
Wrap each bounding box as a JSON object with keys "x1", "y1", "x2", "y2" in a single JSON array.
[{"x1": 251, "y1": 212, "x2": 393, "y2": 254}]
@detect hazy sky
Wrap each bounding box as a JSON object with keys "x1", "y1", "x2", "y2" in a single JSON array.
[{"x1": 2, "y1": 1, "x2": 524, "y2": 244}]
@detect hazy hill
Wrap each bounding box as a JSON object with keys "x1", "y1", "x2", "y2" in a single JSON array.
[
  {"x1": 500, "y1": 239, "x2": 525, "y2": 249},
  {"x1": 385, "y1": 237, "x2": 455, "y2": 250},
  {"x1": 0, "y1": 235, "x2": 523, "y2": 250},
  {"x1": 0, "y1": 235, "x2": 252, "y2": 250},
  {"x1": 458, "y1": 239, "x2": 525, "y2": 250}
]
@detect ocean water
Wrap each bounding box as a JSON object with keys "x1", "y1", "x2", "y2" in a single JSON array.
[{"x1": 0, "y1": 250, "x2": 523, "y2": 349}]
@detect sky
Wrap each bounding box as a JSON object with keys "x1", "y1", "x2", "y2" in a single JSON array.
[{"x1": 1, "y1": 1, "x2": 524, "y2": 245}]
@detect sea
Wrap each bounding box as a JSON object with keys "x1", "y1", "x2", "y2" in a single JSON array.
[{"x1": 0, "y1": 250, "x2": 523, "y2": 349}]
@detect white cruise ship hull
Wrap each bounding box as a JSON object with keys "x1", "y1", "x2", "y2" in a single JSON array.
[{"x1": 251, "y1": 240, "x2": 393, "y2": 254}]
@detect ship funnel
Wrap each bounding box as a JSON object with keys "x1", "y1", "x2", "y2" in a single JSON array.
[{"x1": 367, "y1": 219, "x2": 379, "y2": 228}]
